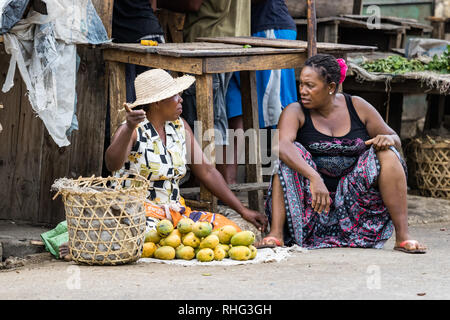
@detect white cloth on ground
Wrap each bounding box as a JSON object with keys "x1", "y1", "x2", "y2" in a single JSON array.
[{"x1": 138, "y1": 245, "x2": 307, "y2": 266}]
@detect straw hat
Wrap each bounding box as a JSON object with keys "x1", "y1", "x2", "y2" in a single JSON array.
[{"x1": 129, "y1": 69, "x2": 195, "y2": 108}]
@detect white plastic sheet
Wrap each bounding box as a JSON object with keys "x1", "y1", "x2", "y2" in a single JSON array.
[{"x1": 138, "y1": 245, "x2": 308, "y2": 266}]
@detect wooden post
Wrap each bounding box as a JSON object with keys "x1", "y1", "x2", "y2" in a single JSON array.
[
  {"x1": 353, "y1": 0, "x2": 363, "y2": 15},
  {"x1": 307, "y1": 0, "x2": 318, "y2": 57},
  {"x1": 91, "y1": 0, "x2": 114, "y2": 39},
  {"x1": 195, "y1": 74, "x2": 217, "y2": 212},
  {"x1": 319, "y1": 22, "x2": 339, "y2": 43},
  {"x1": 107, "y1": 61, "x2": 127, "y2": 139},
  {"x1": 240, "y1": 71, "x2": 264, "y2": 213}
]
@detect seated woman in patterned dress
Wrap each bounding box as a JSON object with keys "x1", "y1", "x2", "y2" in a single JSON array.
[
  {"x1": 255, "y1": 54, "x2": 426, "y2": 254},
  {"x1": 104, "y1": 69, "x2": 268, "y2": 234}
]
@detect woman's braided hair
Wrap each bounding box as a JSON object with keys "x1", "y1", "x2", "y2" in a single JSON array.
[{"x1": 304, "y1": 54, "x2": 341, "y2": 92}]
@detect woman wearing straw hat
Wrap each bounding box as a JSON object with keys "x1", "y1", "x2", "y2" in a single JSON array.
[{"x1": 104, "y1": 69, "x2": 268, "y2": 234}]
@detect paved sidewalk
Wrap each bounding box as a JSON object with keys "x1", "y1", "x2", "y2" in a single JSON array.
[
  {"x1": 1, "y1": 194, "x2": 449, "y2": 263},
  {"x1": 0, "y1": 222, "x2": 448, "y2": 300}
]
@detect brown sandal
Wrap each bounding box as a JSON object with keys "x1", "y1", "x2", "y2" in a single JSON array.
[
  {"x1": 255, "y1": 236, "x2": 283, "y2": 249},
  {"x1": 394, "y1": 240, "x2": 427, "y2": 254}
]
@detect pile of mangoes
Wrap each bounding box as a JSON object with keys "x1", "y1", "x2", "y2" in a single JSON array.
[{"x1": 141, "y1": 218, "x2": 257, "y2": 262}]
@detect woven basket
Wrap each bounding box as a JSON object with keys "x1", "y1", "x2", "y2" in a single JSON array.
[
  {"x1": 411, "y1": 136, "x2": 450, "y2": 199},
  {"x1": 53, "y1": 175, "x2": 149, "y2": 265}
]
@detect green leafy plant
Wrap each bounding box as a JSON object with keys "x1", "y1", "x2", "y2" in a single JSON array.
[
  {"x1": 361, "y1": 55, "x2": 425, "y2": 74},
  {"x1": 361, "y1": 45, "x2": 450, "y2": 74},
  {"x1": 424, "y1": 45, "x2": 450, "y2": 74}
]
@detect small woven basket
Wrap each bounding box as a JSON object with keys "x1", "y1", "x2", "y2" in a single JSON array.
[
  {"x1": 411, "y1": 136, "x2": 450, "y2": 200},
  {"x1": 53, "y1": 175, "x2": 149, "y2": 265}
]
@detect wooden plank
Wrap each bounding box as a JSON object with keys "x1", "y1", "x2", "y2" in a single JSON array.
[
  {"x1": 102, "y1": 42, "x2": 244, "y2": 53},
  {"x1": 0, "y1": 52, "x2": 31, "y2": 222},
  {"x1": 157, "y1": 47, "x2": 307, "y2": 58},
  {"x1": 345, "y1": 14, "x2": 433, "y2": 32},
  {"x1": 69, "y1": 47, "x2": 107, "y2": 178},
  {"x1": 103, "y1": 49, "x2": 204, "y2": 75},
  {"x1": 240, "y1": 71, "x2": 264, "y2": 213},
  {"x1": 343, "y1": 75, "x2": 445, "y2": 95},
  {"x1": 37, "y1": 47, "x2": 108, "y2": 225},
  {"x1": 195, "y1": 74, "x2": 217, "y2": 212},
  {"x1": 197, "y1": 36, "x2": 376, "y2": 52},
  {"x1": 9, "y1": 76, "x2": 44, "y2": 224},
  {"x1": 181, "y1": 182, "x2": 270, "y2": 197},
  {"x1": 102, "y1": 42, "x2": 306, "y2": 57},
  {"x1": 37, "y1": 133, "x2": 70, "y2": 225},
  {"x1": 91, "y1": 0, "x2": 114, "y2": 39},
  {"x1": 107, "y1": 61, "x2": 127, "y2": 139},
  {"x1": 295, "y1": 16, "x2": 408, "y2": 31},
  {"x1": 203, "y1": 53, "x2": 307, "y2": 74}
]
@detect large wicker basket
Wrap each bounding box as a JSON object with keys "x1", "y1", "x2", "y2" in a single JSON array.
[
  {"x1": 53, "y1": 175, "x2": 149, "y2": 265},
  {"x1": 411, "y1": 136, "x2": 450, "y2": 199}
]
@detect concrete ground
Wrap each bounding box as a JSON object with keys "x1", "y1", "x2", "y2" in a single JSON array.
[
  {"x1": 0, "y1": 194, "x2": 449, "y2": 300},
  {"x1": 0, "y1": 222, "x2": 449, "y2": 300}
]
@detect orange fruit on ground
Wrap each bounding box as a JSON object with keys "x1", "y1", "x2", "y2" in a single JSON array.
[{"x1": 141, "y1": 242, "x2": 157, "y2": 258}]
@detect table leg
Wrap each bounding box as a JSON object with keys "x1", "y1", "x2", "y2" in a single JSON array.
[
  {"x1": 240, "y1": 71, "x2": 264, "y2": 213},
  {"x1": 195, "y1": 73, "x2": 217, "y2": 212},
  {"x1": 107, "y1": 61, "x2": 127, "y2": 140},
  {"x1": 388, "y1": 30, "x2": 404, "y2": 50}
]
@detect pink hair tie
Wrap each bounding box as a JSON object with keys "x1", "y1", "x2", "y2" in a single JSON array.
[{"x1": 336, "y1": 58, "x2": 348, "y2": 84}]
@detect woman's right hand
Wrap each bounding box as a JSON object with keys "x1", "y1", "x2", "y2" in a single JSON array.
[
  {"x1": 309, "y1": 174, "x2": 331, "y2": 214},
  {"x1": 124, "y1": 103, "x2": 146, "y2": 130}
]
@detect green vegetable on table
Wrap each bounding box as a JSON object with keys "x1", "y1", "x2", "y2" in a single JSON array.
[{"x1": 361, "y1": 45, "x2": 450, "y2": 74}]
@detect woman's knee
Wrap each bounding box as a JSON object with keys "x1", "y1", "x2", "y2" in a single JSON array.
[
  {"x1": 376, "y1": 148, "x2": 400, "y2": 166},
  {"x1": 376, "y1": 148, "x2": 405, "y2": 178}
]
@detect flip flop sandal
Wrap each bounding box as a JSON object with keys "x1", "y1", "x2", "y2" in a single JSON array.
[
  {"x1": 394, "y1": 240, "x2": 427, "y2": 254},
  {"x1": 255, "y1": 236, "x2": 283, "y2": 249}
]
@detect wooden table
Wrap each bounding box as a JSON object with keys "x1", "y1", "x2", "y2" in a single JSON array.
[
  {"x1": 102, "y1": 37, "x2": 375, "y2": 213},
  {"x1": 427, "y1": 16, "x2": 450, "y2": 40},
  {"x1": 295, "y1": 15, "x2": 432, "y2": 51}
]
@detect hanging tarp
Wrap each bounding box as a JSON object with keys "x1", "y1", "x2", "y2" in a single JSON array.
[{"x1": 1, "y1": 0, "x2": 109, "y2": 147}]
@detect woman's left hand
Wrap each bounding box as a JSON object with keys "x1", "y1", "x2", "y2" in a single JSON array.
[
  {"x1": 240, "y1": 208, "x2": 268, "y2": 233},
  {"x1": 365, "y1": 134, "x2": 395, "y2": 151}
]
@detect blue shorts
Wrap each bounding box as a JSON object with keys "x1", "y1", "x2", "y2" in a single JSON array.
[{"x1": 225, "y1": 29, "x2": 298, "y2": 128}]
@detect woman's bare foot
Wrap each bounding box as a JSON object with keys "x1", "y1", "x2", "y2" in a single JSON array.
[{"x1": 59, "y1": 242, "x2": 72, "y2": 261}]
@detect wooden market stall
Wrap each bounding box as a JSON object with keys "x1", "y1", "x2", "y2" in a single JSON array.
[
  {"x1": 294, "y1": 15, "x2": 432, "y2": 52},
  {"x1": 104, "y1": 37, "x2": 375, "y2": 213},
  {"x1": 0, "y1": 0, "x2": 376, "y2": 226}
]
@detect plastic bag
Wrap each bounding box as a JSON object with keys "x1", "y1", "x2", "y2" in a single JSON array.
[
  {"x1": 40, "y1": 220, "x2": 68, "y2": 259},
  {"x1": 1, "y1": 0, "x2": 109, "y2": 147},
  {"x1": 406, "y1": 38, "x2": 450, "y2": 59},
  {"x1": 0, "y1": 0, "x2": 30, "y2": 34}
]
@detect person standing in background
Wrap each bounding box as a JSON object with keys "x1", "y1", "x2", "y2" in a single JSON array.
[
  {"x1": 223, "y1": 0, "x2": 298, "y2": 184},
  {"x1": 158, "y1": 0, "x2": 251, "y2": 184},
  {"x1": 112, "y1": 0, "x2": 166, "y2": 103}
]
